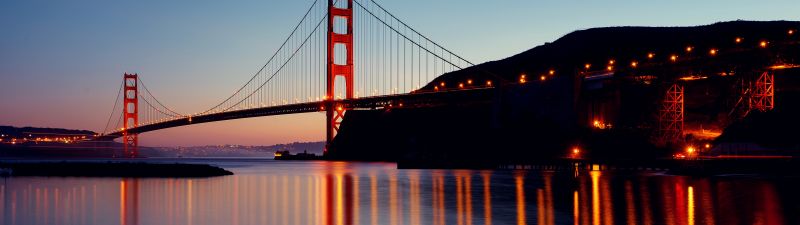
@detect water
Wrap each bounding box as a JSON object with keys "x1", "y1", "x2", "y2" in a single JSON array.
[{"x1": 1, "y1": 159, "x2": 798, "y2": 225}]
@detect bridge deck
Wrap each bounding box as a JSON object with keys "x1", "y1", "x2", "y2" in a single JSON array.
[{"x1": 100, "y1": 88, "x2": 496, "y2": 139}]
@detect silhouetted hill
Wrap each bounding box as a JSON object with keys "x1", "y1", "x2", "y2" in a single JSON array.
[
  {"x1": 428, "y1": 20, "x2": 799, "y2": 89},
  {"x1": 330, "y1": 21, "x2": 800, "y2": 165},
  {"x1": 0, "y1": 126, "x2": 96, "y2": 137}
]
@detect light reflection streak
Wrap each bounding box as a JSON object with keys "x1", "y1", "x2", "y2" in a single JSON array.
[
  {"x1": 590, "y1": 171, "x2": 600, "y2": 225},
  {"x1": 537, "y1": 189, "x2": 545, "y2": 225},
  {"x1": 188, "y1": 180, "x2": 193, "y2": 225},
  {"x1": 389, "y1": 173, "x2": 398, "y2": 225},
  {"x1": 294, "y1": 176, "x2": 301, "y2": 225},
  {"x1": 515, "y1": 171, "x2": 526, "y2": 225},
  {"x1": 354, "y1": 175, "x2": 360, "y2": 225},
  {"x1": 465, "y1": 172, "x2": 473, "y2": 225},
  {"x1": 456, "y1": 174, "x2": 464, "y2": 225},
  {"x1": 624, "y1": 181, "x2": 636, "y2": 225},
  {"x1": 370, "y1": 173, "x2": 378, "y2": 225},
  {"x1": 573, "y1": 191, "x2": 579, "y2": 225},
  {"x1": 600, "y1": 174, "x2": 613, "y2": 225},
  {"x1": 687, "y1": 186, "x2": 694, "y2": 225},
  {"x1": 544, "y1": 173, "x2": 554, "y2": 225},
  {"x1": 481, "y1": 171, "x2": 492, "y2": 225},
  {"x1": 336, "y1": 174, "x2": 344, "y2": 225},
  {"x1": 408, "y1": 171, "x2": 420, "y2": 225},
  {"x1": 432, "y1": 172, "x2": 441, "y2": 225}
]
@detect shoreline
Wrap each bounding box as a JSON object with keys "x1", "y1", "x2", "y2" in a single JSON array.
[{"x1": 0, "y1": 161, "x2": 233, "y2": 177}]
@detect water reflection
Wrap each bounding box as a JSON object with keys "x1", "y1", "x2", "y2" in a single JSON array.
[{"x1": 1, "y1": 160, "x2": 797, "y2": 225}]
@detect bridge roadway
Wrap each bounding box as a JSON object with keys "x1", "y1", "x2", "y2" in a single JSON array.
[{"x1": 100, "y1": 87, "x2": 497, "y2": 140}]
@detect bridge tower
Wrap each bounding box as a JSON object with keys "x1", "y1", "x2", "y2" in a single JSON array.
[
  {"x1": 325, "y1": 0, "x2": 354, "y2": 154},
  {"x1": 657, "y1": 83, "x2": 684, "y2": 145},
  {"x1": 123, "y1": 73, "x2": 139, "y2": 157},
  {"x1": 750, "y1": 71, "x2": 774, "y2": 112}
]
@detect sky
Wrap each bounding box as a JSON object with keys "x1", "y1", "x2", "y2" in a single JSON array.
[{"x1": 1, "y1": 0, "x2": 798, "y2": 147}]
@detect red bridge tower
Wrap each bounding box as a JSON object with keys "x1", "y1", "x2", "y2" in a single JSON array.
[
  {"x1": 123, "y1": 73, "x2": 139, "y2": 157},
  {"x1": 325, "y1": 0, "x2": 354, "y2": 154}
]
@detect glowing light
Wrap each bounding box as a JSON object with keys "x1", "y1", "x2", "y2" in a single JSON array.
[
  {"x1": 486, "y1": 80, "x2": 493, "y2": 86},
  {"x1": 630, "y1": 61, "x2": 638, "y2": 68},
  {"x1": 520, "y1": 74, "x2": 527, "y2": 84},
  {"x1": 549, "y1": 70, "x2": 555, "y2": 75},
  {"x1": 686, "y1": 146, "x2": 696, "y2": 154},
  {"x1": 709, "y1": 49, "x2": 717, "y2": 56},
  {"x1": 585, "y1": 64, "x2": 591, "y2": 70},
  {"x1": 735, "y1": 37, "x2": 742, "y2": 44},
  {"x1": 572, "y1": 147, "x2": 580, "y2": 155},
  {"x1": 685, "y1": 46, "x2": 693, "y2": 52},
  {"x1": 459, "y1": 83, "x2": 464, "y2": 88},
  {"x1": 606, "y1": 66, "x2": 613, "y2": 71},
  {"x1": 540, "y1": 75, "x2": 547, "y2": 81},
  {"x1": 760, "y1": 41, "x2": 768, "y2": 48},
  {"x1": 337, "y1": 106, "x2": 343, "y2": 111},
  {"x1": 704, "y1": 143, "x2": 711, "y2": 149},
  {"x1": 608, "y1": 60, "x2": 615, "y2": 65},
  {"x1": 670, "y1": 55, "x2": 678, "y2": 62},
  {"x1": 440, "y1": 82, "x2": 446, "y2": 87},
  {"x1": 467, "y1": 79, "x2": 473, "y2": 85},
  {"x1": 647, "y1": 53, "x2": 655, "y2": 59},
  {"x1": 398, "y1": 103, "x2": 403, "y2": 107},
  {"x1": 789, "y1": 29, "x2": 795, "y2": 35}
]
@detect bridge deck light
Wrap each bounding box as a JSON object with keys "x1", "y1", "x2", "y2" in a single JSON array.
[
  {"x1": 486, "y1": 80, "x2": 492, "y2": 86},
  {"x1": 630, "y1": 61, "x2": 638, "y2": 68},
  {"x1": 540, "y1": 75, "x2": 546, "y2": 81},
  {"x1": 685, "y1": 46, "x2": 693, "y2": 52},
  {"x1": 606, "y1": 66, "x2": 613, "y2": 71},
  {"x1": 760, "y1": 41, "x2": 768, "y2": 48},
  {"x1": 709, "y1": 49, "x2": 718, "y2": 56},
  {"x1": 337, "y1": 106, "x2": 343, "y2": 112},
  {"x1": 735, "y1": 37, "x2": 743, "y2": 44},
  {"x1": 467, "y1": 79, "x2": 473, "y2": 85},
  {"x1": 458, "y1": 83, "x2": 464, "y2": 88},
  {"x1": 608, "y1": 60, "x2": 615, "y2": 65},
  {"x1": 647, "y1": 53, "x2": 655, "y2": 59},
  {"x1": 670, "y1": 55, "x2": 678, "y2": 62},
  {"x1": 549, "y1": 70, "x2": 555, "y2": 75},
  {"x1": 686, "y1": 146, "x2": 696, "y2": 154},
  {"x1": 584, "y1": 64, "x2": 591, "y2": 70},
  {"x1": 789, "y1": 29, "x2": 795, "y2": 35},
  {"x1": 572, "y1": 147, "x2": 580, "y2": 155}
]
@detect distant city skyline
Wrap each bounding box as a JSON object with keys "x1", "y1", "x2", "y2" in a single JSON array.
[{"x1": 1, "y1": 0, "x2": 798, "y2": 146}]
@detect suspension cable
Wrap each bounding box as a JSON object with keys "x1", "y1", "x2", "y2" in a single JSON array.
[
  {"x1": 101, "y1": 80, "x2": 123, "y2": 134},
  {"x1": 201, "y1": 0, "x2": 320, "y2": 114},
  {"x1": 137, "y1": 77, "x2": 184, "y2": 117}
]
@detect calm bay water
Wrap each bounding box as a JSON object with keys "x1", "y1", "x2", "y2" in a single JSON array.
[{"x1": 1, "y1": 159, "x2": 798, "y2": 225}]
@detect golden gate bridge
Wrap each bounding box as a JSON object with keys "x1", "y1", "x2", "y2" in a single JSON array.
[{"x1": 94, "y1": 0, "x2": 799, "y2": 158}]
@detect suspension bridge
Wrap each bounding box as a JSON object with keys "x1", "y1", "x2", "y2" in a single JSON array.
[
  {"x1": 97, "y1": 0, "x2": 501, "y2": 157},
  {"x1": 93, "y1": 0, "x2": 799, "y2": 158}
]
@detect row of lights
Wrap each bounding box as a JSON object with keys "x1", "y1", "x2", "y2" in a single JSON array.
[
  {"x1": 434, "y1": 78, "x2": 494, "y2": 91},
  {"x1": 568, "y1": 30, "x2": 794, "y2": 75}
]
